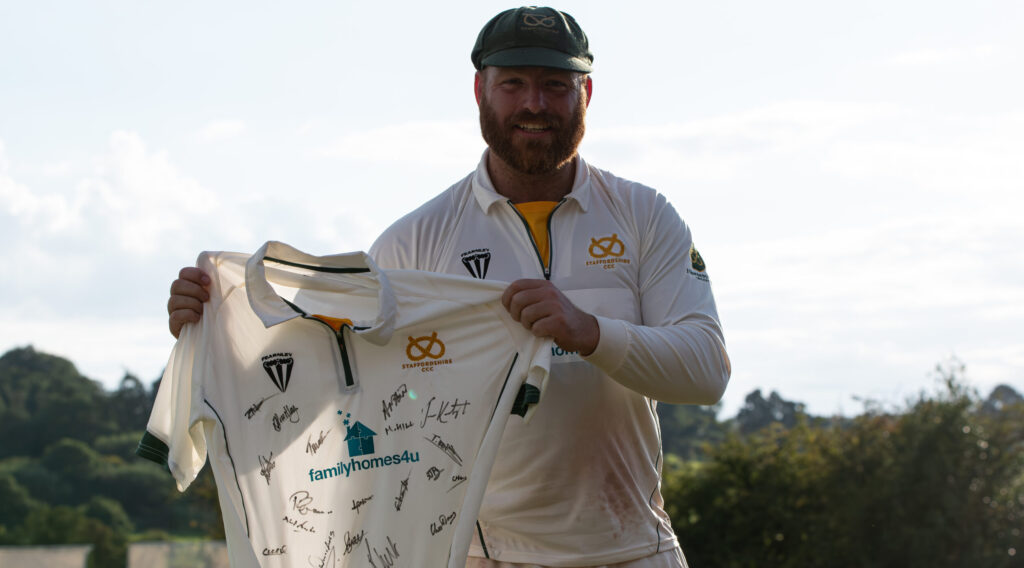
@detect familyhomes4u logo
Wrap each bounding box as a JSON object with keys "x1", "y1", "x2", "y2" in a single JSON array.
[
  {"x1": 401, "y1": 331, "x2": 453, "y2": 373},
  {"x1": 586, "y1": 233, "x2": 631, "y2": 269},
  {"x1": 308, "y1": 411, "x2": 420, "y2": 483}
]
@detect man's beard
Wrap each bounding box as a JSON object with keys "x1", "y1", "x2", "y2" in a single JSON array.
[{"x1": 479, "y1": 93, "x2": 586, "y2": 176}]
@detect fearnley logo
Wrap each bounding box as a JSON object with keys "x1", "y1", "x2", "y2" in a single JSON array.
[
  {"x1": 586, "y1": 233, "x2": 631, "y2": 269},
  {"x1": 460, "y1": 248, "x2": 491, "y2": 279},
  {"x1": 402, "y1": 331, "x2": 453, "y2": 373},
  {"x1": 307, "y1": 411, "x2": 420, "y2": 483},
  {"x1": 261, "y1": 353, "x2": 294, "y2": 392}
]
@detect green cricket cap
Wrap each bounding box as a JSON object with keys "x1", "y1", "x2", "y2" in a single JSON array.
[{"x1": 471, "y1": 6, "x2": 594, "y2": 73}]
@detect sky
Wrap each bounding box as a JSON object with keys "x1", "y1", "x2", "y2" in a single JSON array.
[{"x1": 1, "y1": 1, "x2": 1022, "y2": 418}]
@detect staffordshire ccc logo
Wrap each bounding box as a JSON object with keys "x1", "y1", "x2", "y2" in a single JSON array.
[
  {"x1": 406, "y1": 332, "x2": 446, "y2": 362},
  {"x1": 585, "y1": 233, "x2": 631, "y2": 269},
  {"x1": 402, "y1": 331, "x2": 453, "y2": 372},
  {"x1": 589, "y1": 234, "x2": 625, "y2": 259}
]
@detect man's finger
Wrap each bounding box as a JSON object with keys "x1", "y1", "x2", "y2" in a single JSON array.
[
  {"x1": 178, "y1": 266, "x2": 211, "y2": 286},
  {"x1": 169, "y1": 278, "x2": 210, "y2": 304},
  {"x1": 501, "y1": 278, "x2": 548, "y2": 311},
  {"x1": 168, "y1": 309, "x2": 201, "y2": 339}
]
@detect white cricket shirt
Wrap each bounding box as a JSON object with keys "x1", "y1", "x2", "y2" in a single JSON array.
[
  {"x1": 138, "y1": 241, "x2": 551, "y2": 567},
  {"x1": 371, "y1": 152, "x2": 731, "y2": 566}
]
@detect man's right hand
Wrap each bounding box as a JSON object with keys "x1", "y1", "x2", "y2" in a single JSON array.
[{"x1": 168, "y1": 267, "x2": 211, "y2": 338}]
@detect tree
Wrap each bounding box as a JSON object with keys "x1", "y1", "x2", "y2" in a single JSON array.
[
  {"x1": 11, "y1": 505, "x2": 126, "y2": 568},
  {"x1": 107, "y1": 373, "x2": 152, "y2": 431},
  {"x1": 0, "y1": 346, "x2": 117, "y2": 457},
  {"x1": 981, "y1": 384, "x2": 1024, "y2": 415},
  {"x1": 735, "y1": 389, "x2": 806, "y2": 435},
  {"x1": 0, "y1": 474, "x2": 39, "y2": 539},
  {"x1": 664, "y1": 368, "x2": 1024, "y2": 568},
  {"x1": 657, "y1": 401, "x2": 726, "y2": 460}
]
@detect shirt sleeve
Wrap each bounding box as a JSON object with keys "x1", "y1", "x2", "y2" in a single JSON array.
[
  {"x1": 583, "y1": 197, "x2": 732, "y2": 405},
  {"x1": 136, "y1": 252, "x2": 218, "y2": 491}
]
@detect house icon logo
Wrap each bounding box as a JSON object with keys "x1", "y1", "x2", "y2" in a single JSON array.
[{"x1": 338, "y1": 411, "x2": 377, "y2": 457}]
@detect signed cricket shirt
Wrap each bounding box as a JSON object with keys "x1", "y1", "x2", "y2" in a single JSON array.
[{"x1": 137, "y1": 241, "x2": 551, "y2": 567}]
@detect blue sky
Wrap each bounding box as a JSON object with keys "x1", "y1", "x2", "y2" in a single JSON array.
[{"x1": 2, "y1": 1, "x2": 1022, "y2": 417}]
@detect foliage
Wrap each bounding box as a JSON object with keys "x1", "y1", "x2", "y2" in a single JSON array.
[
  {"x1": 2, "y1": 345, "x2": 1021, "y2": 567},
  {"x1": 3, "y1": 504, "x2": 127, "y2": 568},
  {"x1": 0, "y1": 346, "x2": 224, "y2": 547},
  {"x1": 0, "y1": 473, "x2": 39, "y2": 528},
  {"x1": 657, "y1": 401, "x2": 727, "y2": 460},
  {"x1": 734, "y1": 388, "x2": 809, "y2": 435},
  {"x1": 666, "y1": 367, "x2": 1024, "y2": 568},
  {"x1": 0, "y1": 346, "x2": 119, "y2": 458}
]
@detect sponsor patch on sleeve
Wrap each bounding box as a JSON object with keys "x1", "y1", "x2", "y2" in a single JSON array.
[{"x1": 687, "y1": 245, "x2": 709, "y2": 282}]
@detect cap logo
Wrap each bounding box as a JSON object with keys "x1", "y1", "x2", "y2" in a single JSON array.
[{"x1": 523, "y1": 14, "x2": 557, "y2": 28}]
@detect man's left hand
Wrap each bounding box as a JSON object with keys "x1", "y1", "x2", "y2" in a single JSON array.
[{"x1": 502, "y1": 279, "x2": 600, "y2": 356}]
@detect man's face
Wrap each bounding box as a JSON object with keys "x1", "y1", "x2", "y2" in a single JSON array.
[{"x1": 478, "y1": 66, "x2": 588, "y2": 176}]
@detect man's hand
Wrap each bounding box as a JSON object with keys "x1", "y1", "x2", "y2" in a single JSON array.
[
  {"x1": 501, "y1": 279, "x2": 600, "y2": 356},
  {"x1": 167, "y1": 267, "x2": 211, "y2": 338}
]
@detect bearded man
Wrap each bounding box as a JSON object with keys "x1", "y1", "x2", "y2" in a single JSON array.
[{"x1": 167, "y1": 7, "x2": 730, "y2": 568}]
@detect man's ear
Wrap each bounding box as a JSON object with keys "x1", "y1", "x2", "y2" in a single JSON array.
[
  {"x1": 584, "y1": 76, "x2": 593, "y2": 108},
  {"x1": 474, "y1": 71, "x2": 484, "y2": 106}
]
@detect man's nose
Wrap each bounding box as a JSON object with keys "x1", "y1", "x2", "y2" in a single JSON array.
[{"x1": 522, "y1": 86, "x2": 548, "y2": 114}]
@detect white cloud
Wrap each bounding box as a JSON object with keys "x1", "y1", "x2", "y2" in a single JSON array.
[
  {"x1": 196, "y1": 119, "x2": 247, "y2": 142},
  {"x1": 580, "y1": 101, "x2": 1024, "y2": 415},
  {"x1": 72, "y1": 131, "x2": 222, "y2": 255},
  {"x1": 886, "y1": 44, "x2": 998, "y2": 67},
  {"x1": 0, "y1": 141, "x2": 84, "y2": 234},
  {"x1": 2, "y1": 132, "x2": 230, "y2": 255},
  {"x1": 317, "y1": 120, "x2": 483, "y2": 168},
  {"x1": 0, "y1": 315, "x2": 174, "y2": 387}
]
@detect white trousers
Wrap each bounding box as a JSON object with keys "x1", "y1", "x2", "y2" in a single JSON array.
[{"x1": 465, "y1": 547, "x2": 688, "y2": 568}]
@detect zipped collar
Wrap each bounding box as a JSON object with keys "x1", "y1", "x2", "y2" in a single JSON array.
[
  {"x1": 244, "y1": 241, "x2": 398, "y2": 345},
  {"x1": 470, "y1": 149, "x2": 593, "y2": 214}
]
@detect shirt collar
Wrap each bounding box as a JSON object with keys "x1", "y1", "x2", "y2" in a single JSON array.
[
  {"x1": 245, "y1": 241, "x2": 397, "y2": 344},
  {"x1": 470, "y1": 149, "x2": 592, "y2": 213}
]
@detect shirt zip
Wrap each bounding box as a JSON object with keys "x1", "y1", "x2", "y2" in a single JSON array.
[
  {"x1": 312, "y1": 319, "x2": 356, "y2": 389},
  {"x1": 507, "y1": 198, "x2": 567, "y2": 280},
  {"x1": 281, "y1": 298, "x2": 357, "y2": 389}
]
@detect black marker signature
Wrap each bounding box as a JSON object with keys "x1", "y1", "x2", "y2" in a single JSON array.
[
  {"x1": 283, "y1": 515, "x2": 316, "y2": 534},
  {"x1": 384, "y1": 421, "x2": 414, "y2": 436},
  {"x1": 365, "y1": 535, "x2": 400, "y2": 568},
  {"x1": 430, "y1": 511, "x2": 457, "y2": 535},
  {"x1": 306, "y1": 429, "x2": 331, "y2": 455},
  {"x1": 244, "y1": 392, "x2": 279, "y2": 419},
  {"x1": 290, "y1": 490, "x2": 332, "y2": 515},
  {"x1": 259, "y1": 452, "x2": 276, "y2": 485},
  {"x1": 352, "y1": 495, "x2": 373, "y2": 513},
  {"x1": 382, "y1": 383, "x2": 409, "y2": 421},
  {"x1": 394, "y1": 471, "x2": 411, "y2": 511},
  {"x1": 343, "y1": 529, "x2": 365, "y2": 556},
  {"x1": 310, "y1": 530, "x2": 335, "y2": 568},
  {"x1": 448, "y1": 473, "x2": 468, "y2": 493},
  {"x1": 272, "y1": 404, "x2": 300, "y2": 432},
  {"x1": 420, "y1": 397, "x2": 470, "y2": 428},
  {"x1": 262, "y1": 544, "x2": 287, "y2": 556},
  {"x1": 425, "y1": 433, "x2": 463, "y2": 466}
]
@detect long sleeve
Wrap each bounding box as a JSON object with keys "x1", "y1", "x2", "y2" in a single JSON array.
[{"x1": 583, "y1": 198, "x2": 731, "y2": 404}]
